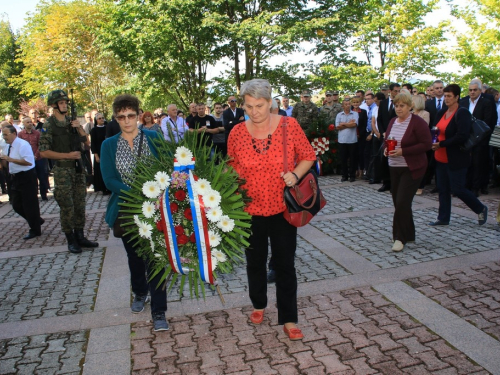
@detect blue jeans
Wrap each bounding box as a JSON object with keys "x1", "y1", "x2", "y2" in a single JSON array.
[
  {"x1": 435, "y1": 162, "x2": 485, "y2": 223},
  {"x1": 35, "y1": 158, "x2": 49, "y2": 199}
]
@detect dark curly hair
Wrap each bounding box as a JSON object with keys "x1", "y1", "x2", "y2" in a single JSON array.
[{"x1": 112, "y1": 94, "x2": 140, "y2": 116}]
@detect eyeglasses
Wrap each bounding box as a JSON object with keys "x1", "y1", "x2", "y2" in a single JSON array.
[
  {"x1": 96, "y1": 117, "x2": 104, "y2": 120},
  {"x1": 229, "y1": 100, "x2": 237, "y2": 103},
  {"x1": 115, "y1": 114, "x2": 138, "y2": 121}
]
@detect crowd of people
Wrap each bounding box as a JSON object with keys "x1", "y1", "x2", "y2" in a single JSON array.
[{"x1": 1, "y1": 77, "x2": 499, "y2": 337}]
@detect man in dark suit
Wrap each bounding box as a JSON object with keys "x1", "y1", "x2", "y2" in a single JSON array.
[
  {"x1": 222, "y1": 95, "x2": 245, "y2": 143},
  {"x1": 425, "y1": 80, "x2": 448, "y2": 127},
  {"x1": 460, "y1": 79, "x2": 497, "y2": 196},
  {"x1": 376, "y1": 82, "x2": 400, "y2": 192}
]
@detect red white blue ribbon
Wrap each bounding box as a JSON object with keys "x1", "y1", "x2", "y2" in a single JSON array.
[
  {"x1": 159, "y1": 192, "x2": 189, "y2": 275},
  {"x1": 187, "y1": 171, "x2": 214, "y2": 284}
]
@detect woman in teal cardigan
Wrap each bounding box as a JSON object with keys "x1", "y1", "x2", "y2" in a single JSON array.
[{"x1": 101, "y1": 94, "x2": 169, "y2": 332}]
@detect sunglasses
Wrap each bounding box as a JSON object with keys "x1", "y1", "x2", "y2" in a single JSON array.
[
  {"x1": 96, "y1": 117, "x2": 104, "y2": 120},
  {"x1": 229, "y1": 100, "x2": 237, "y2": 103},
  {"x1": 115, "y1": 114, "x2": 137, "y2": 121}
]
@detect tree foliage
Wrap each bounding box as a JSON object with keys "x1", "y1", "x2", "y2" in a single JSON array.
[
  {"x1": 0, "y1": 19, "x2": 23, "y2": 115},
  {"x1": 12, "y1": 0, "x2": 127, "y2": 115}
]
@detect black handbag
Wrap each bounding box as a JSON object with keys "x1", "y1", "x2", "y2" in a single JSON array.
[
  {"x1": 282, "y1": 118, "x2": 326, "y2": 227},
  {"x1": 461, "y1": 114, "x2": 491, "y2": 152},
  {"x1": 113, "y1": 130, "x2": 144, "y2": 238}
]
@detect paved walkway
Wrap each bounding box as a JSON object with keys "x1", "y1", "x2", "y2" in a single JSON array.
[{"x1": 0, "y1": 177, "x2": 500, "y2": 374}]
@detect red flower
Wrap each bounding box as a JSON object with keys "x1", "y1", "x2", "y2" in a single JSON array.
[
  {"x1": 170, "y1": 202, "x2": 178, "y2": 213},
  {"x1": 174, "y1": 190, "x2": 187, "y2": 201},
  {"x1": 174, "y1": 225, "x2": 184, "y2": 235},
  {"x1": 184, "y1": 208, "x2": 193, "y2": 220},
  {"x1": 156, "y1": 221, "x2": 163, "y2": 232},
  {"x1": 328, "y1": 124, "x2": 335, "y2": 131},
  {"x1": 327, "y1": 159, "x2": 333, "y2": 163},
  {"x1": 177, "y1": 234, "x2": 189, "y2": 245},
  {"x1": 189, "y1": 233, "x2": 196, "y2": 243},
  {"x1": 332, "y1": 149, "x2": 337, "y2": 154}
]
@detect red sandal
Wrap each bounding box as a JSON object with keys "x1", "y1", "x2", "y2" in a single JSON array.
[
  {"x1": 284, "y1": 326, "x2": 304, "y2": 340},
  {"x1": 250, "y1": 309, "x2": 264, "y2": 324}
]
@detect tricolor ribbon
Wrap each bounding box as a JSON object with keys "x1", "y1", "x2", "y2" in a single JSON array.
[
  {"x1": 315, "y1": 157, "x2": 322, "y2": 176},
  {"x1": 159, "y1": 191, "x2": 190, "y2": 275}
]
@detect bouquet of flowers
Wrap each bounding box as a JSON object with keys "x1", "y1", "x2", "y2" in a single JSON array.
[
  {"x1": 118, "y1": 134, "x2": 252, "y2": 300},
  {"x1": 304, "y1": 113, "x2": 338, "y2": 175}
]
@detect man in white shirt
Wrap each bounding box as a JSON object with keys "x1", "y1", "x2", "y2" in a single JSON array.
[
  {"x1": 336, "y1": 98, "x2": 359, "y2": 182},
  {"x1": 161, "y1": 104, "x2": 189, "y2": 142},
  {"x1": 0, "y1": 125, "x2": 43, "y2": 239}
]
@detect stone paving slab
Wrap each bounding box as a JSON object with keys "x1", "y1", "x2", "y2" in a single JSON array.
[
  {"x1": 130, "y1": 287, "x2": 489, "y2": 374},
  {"x1": 0, "y1": 250, "x2": 104, "y2": 323},
  {"x1": 406, "y1": 261, "x2": 500, "y2": 341},
  {"x1": 0, "y1": 330, "x2": 87, "y2": 375},
  {"x1": 165, "y1": 237, "x2": 351, "y2": 302},
  {"x1": 311, "y1": 208, "x2": 500, "y2": 269},
  {"x1": 0, "y1": 212, "x2": 108, "y2": 252},
  {"x1": 0, "y1": 192, "x2": 110, "y2": 219}
]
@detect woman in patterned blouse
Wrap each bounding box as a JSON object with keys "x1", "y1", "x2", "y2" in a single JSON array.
[
  {"x1": 227, "y1": 79, "x2": 316, "y2": 341},
  {"x1": 100, "y1": 94, "x2": 169, "y2": 332}
]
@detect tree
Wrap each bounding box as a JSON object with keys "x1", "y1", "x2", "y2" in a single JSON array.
[
  {"x1": 0, "y1": 18, "x2": 23, "y2": 115},
  {"x1": 12, "y1": 0, "x2": 127, "y2": 115},
  {"x1": 450, "y1": 0, "x2": 500, "y2": 87}
]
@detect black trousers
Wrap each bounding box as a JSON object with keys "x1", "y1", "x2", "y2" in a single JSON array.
[
  {"x1": 11, "y1": 168, "x2": 42, "y2": 235},
  {"x1": 246, "y1": 213, "x2": 298, "y2": 325},
  {"x1": 339, "y1": 143, "x2": 357, "y2": 179},
  {"x1": 390, "y1": 167, "x2": 422, "y2": 244},
  {"x1": 467, "y1": 140, "x2": 490, "y2": 190},
  {"x1": 122, "y1": 233, "x2": 167, "y2": 315}
]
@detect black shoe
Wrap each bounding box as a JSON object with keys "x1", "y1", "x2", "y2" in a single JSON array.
[
  {"x1": 349, "y1": 177, "x2": 355, "y2": 182},
  {"x1": 74, "y1": 229, "x2": 99, "y2": 248},
  {"x1": 23, "y1": 231, "x2": 40, "y2": 240},
  {"x1": 65, "y1": 232, "x2": 82, "y2": 254},
  {"x1": 40, "y1": 218, "x2": 45, "y2": 226},
  {"x1": 152, "y1": 312, "x2": 169, "y2": 331},
  {"x1": 481, "y1": 188, "x2": 489, "y2": 195},
  {"x1": 428, "y1": 220, "x2": 449, "y2": 226},
  {"x1": 378, "y1": 185, "x2": 390, "y2": 192},
  {"x1": 267, "y1": 269, "x2": 276, "y2": 283},
  {"x1": 41, "y1": 196, "x2": 48, "y2": 201},
  {"x1": 341, "y1": 177, "x2": 348, "y2": 182},
  {"x1": 430, "y1": 187, "x2": 438, "y2": 194},
  {"x1": 478, "y1": 205, "x2": 488, "y2": 226},
  {"x1": 103, "y1": 191, "x2": 111, "y2": 196}
]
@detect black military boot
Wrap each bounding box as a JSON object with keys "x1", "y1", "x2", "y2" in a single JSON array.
[
  {"x1": 74, "y1": 229, "x2": 99, "y2": 248},
  {"x1": 65, "y1": 232, "x2": 82, "y2": 254}
]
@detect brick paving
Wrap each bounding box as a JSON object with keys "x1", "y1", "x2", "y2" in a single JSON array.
[
  {"x1": 311, "y1": 208, "x2": 500, "y2": 269},
  {"x1": 130, "y1": 287, "x2": 489, "y2": 374},
  {"x1": 165, "y1": 238, "x2": 351, "y2": 302},
  {"x1": 0, "y1": 250, "x2": 103, "y2": 323},
  {"x1": 0, "y1": 330, "x2": 87, "y2": 374},
  {"x1": 0, "y1": 177, "x2": 499, "y2": 374},
  {"x1": 406, "y1": 261, "x2": 500, "y2": 341}
]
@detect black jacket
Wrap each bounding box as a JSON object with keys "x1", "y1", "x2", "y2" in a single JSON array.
[
  {"x1": 459, "y1": 94, "x2": 497, "y2": 131},
  {"x1": 437, "y1": 107, "x2": 472, "y2": 170},
  {"x1": 222, "y1": 107, "x2": 245, "y2": 140},
  {"x1": 377, "y1": 98, "x2": 396, "y2": 136},
  {"x1": 425, "y1": 97, "x2": 448, "y2": 128}
]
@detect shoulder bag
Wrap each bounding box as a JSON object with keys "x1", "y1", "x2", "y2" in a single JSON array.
[
  {"x1": 282, "y1": 118, "x2": 326, "y2": 227},
  {"x1": 113, "y1": 130, "x2": 144, "y2": 238},
  {"x1": 461, "y1": 113, "x2": 491, "y2": 152}
]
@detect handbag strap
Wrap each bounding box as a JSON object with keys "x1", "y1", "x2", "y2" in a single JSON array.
[{"x1": 282, "y1": 117, "x2": 288, "y2": 173}]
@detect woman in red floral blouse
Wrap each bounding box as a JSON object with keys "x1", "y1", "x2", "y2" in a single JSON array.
[{"x1": 228, "y1": 79, "x2": 315, "y2": 340}]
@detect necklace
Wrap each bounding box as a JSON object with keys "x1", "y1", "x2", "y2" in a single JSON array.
[{"x1": 250, "y1": 119, "x2": 272, "y2": 154}]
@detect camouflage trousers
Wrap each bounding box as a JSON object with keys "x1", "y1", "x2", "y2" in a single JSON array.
[{"x1": 53, "y1": 167, "x2": 86, "y2": 233}]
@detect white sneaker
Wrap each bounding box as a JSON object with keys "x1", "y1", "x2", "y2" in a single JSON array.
[{"x1": 392, "y1": 240, "x2": 404, "y2": 252}]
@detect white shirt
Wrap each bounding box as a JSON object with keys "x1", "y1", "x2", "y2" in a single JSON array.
[
  {"x1": 284, "y1": 106, "x2": 293, "y2": 117},
  {"x1": 360, "y1": 101, "x2": 369, "y2": 111},
  {"x1": 7, "y1": 137, "x2": 35, "y2": 174},
  {"x1": 469, "y1": 96, "x2": 480, "y2": 114},
  {"x1": 372, "y1": 106, "x2": 380, "y2": 136},
  {"x1": 161, "y1": 116, "x2": 189, "y2": 142},
  {"x1": 435, "y1": 96, "x2": 444, "y2": 110}
]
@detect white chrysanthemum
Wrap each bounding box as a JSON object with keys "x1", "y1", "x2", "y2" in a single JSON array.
[
  {"x1": 142, "y1": 181, "x2": 161, "y2": 198},
  {"x1": 322, "y1": 137, "x2": 327, "y2": 142},
  {"x1": 206, "y1": 207, "x2": 222, "y2": 223},
  {"x1": 138, "y1": 221, "x2": 153, "y2": 239},
  {"x1": 133, "y1": 215, "x2": 141, "y2": 226},
  {"x1": 217, "y1": 215, "x2": 235, "y2": 232},
  {"x1": 212, "y1": 249, "x2": 227, "y2": 263},
  {"x1": 154, "y1": 253, "x2": 162, "y2": 258},
  {"x1": 211, "y1": 256, "x2": 218, "y2": 271},
  {"x1": 155, "y1": 171, "x2": 170, "y2": 190},
  {"x1": 203, "y1": 189, "x2": 221, "y2": 208},
  {"x1": 142, "y1": 201, "x2": 156, "y2": 218},
  {"x1": 194, "y1": 178, "x2": 211, "y2": 196},
  {"x1": 175, "y1": 146, "x2": 193, "y2": 165},
  {"x1": 208, "y1": 230, "x2": 221, "y2": 247},
  {"x1": 150, "y1": 240, "x2": 155, "y2": 252}
]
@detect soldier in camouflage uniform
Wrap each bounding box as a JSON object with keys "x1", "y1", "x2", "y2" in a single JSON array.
[
  {"x1": 291, "y1": 90, "x2": 319, "y2": 130},
  {"x1": 320, "y1": 90, "x2": 343, "y2": 124},
  {"x1": 39, "y1": 90, "x2": 99, "y2": 253}
]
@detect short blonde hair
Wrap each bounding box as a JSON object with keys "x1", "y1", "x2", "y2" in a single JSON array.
[
  {"x1": 412, "y1": 95, "x2": 425, "y2": 112},
  {"x1": 350, "y1": 97, "x2": 360, "y2": 104},
  {"x1": 393, "y1": 90, "x2": 413, "y2": 107}
]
